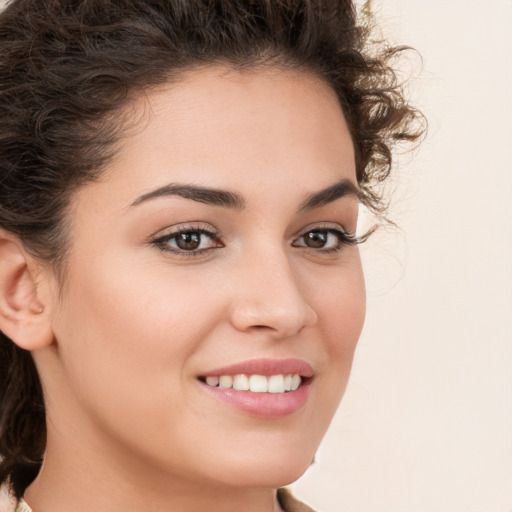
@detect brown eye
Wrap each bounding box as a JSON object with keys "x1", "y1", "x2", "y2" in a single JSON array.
[
  {"x1": 175, "y1": 232, "x2": 201, "y2": 251},
  {"x1": 153, "y1": 227, "x2": 222, "y2": 255},
  {"x1": 303, "y1": 230, "x2": 329, "y2": 249},
  {"x1": 293, "y1": 227, "x2": 355, "y2": 252}
]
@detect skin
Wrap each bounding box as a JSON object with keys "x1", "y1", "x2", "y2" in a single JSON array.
[{"x1": 9, "y1": 66, "x2": 366, "y2": 512}]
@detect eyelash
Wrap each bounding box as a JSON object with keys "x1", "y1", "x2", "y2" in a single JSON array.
[
  {"x1": 292, "y1": 226, "x2": 359, "y2": 254},
  {"x1": 151, "y1": 224, "x2": 361, "y2": 257},
  {"x1": 151, "y1": 225, "x2": 222, "y2": 258}
]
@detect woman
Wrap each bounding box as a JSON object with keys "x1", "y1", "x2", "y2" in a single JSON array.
[{"x1": 0, "y1": 1, "x2": 422, "y2": 511}]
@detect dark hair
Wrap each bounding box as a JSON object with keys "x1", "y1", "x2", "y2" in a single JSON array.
[{"x1": 0, "y1": 0, "x2": 424, "y2": 497}]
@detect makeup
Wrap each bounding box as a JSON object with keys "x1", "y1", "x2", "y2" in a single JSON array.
[{"x1": 199, "y1": 359, "x2": 313, "y2": 418}]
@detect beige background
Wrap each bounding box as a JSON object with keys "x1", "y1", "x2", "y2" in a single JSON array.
[{"x1": 0, "y1": 1, "x2": 510, "y2": 511}]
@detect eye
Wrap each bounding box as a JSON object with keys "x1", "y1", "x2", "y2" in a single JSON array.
[
  {"x1": 293, "y1": 227, "x2": 357, "y2": 252},
  {"x1": 152, "y1": 226, "x2": 222, "y2": 255}
]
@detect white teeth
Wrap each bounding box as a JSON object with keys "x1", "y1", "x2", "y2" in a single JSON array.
[
  {"x1": 233, "y1": 374, "x2": 249, "y2": 391},
  {"x1": 206, "y1": 376, "x2": 219, "y2": 387},
  {"x1": 249, "y1": 374, "x2": 268, "y2": 393},
  {"x1": 219, "y1": 375, "x2": 233, "y2": 389},
  {"x1": 204, "y1": 373, "x2": 303, "y2": 393},
  {"x1": 268, "y1": 374, "x2": 285, "y2": 393},
  {"x1": 291, "y1": 374, "x2": 301, "y2": 391}
]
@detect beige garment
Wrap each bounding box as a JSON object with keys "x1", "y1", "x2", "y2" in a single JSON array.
[
  {"x1": 10, "y1": 488, "x2": 315, "y2": 512},
  {"x1": 13, "y1": 498, "x2": 31, "y2": 512},
  {"x1": 277, "y1": 488, "x2": 316, "y2": 512}
]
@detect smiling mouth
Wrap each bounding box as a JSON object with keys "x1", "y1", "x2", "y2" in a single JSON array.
[
  {"x1": 197, "y1": 359, "x2": 313, "y2": 417},
  {"x1": 199, "y1": 373, "x2": 303, "y2": 394}
]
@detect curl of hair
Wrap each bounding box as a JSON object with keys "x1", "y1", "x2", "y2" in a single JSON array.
[{"x1": 0, "y1": 0, "x2": 424, "y2": 496}]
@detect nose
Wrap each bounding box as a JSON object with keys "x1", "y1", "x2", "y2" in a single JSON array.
[{"x1": 229, "y1": 250, "x2": 318, "y2": 339}]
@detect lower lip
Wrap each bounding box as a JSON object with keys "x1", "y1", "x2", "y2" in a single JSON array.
[{"x1": 199, "y1": 379, "x2": 311, "y2": 418}]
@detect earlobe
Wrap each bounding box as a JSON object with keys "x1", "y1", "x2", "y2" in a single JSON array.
[{"x1": 0, "y1": 230, "x2": 54, "y2": 351}]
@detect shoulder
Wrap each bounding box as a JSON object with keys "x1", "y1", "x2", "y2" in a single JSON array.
[
  {"x1": 0, "y1": 483, "x2": 31, "y2": 512},
  {"x1": 4, "y1": 497, "x2": 32, "y2": 512},
  {"x1": 0, "y1": 482, "x2": 14, "y2": 512},
  {"x1": 277, "y1": 488, "x2": 317, "y2": 512}
]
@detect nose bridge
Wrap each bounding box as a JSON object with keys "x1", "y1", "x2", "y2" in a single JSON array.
[{"x1": 229, "y1": 244, "x2": 317, "y2": 337}]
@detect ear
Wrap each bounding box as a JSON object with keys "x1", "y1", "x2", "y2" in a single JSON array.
[{"x1": 0, "y1": 229, "x2": 54, "y2": 351}]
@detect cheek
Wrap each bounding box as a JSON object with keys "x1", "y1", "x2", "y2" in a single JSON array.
[
  {"x1": 52, "y1": 253, "x2": 225, "y2": 431},
  {"x1": 314, "y1": 256, "x2": 366, "y2": 352},
  {"x1": 312, "y1": 256, "x2": 366, "y2": 394},
  {"x1": 324, "y1": 279, "x2": 365, "y2": 356}
]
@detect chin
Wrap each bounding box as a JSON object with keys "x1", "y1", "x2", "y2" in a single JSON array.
[
  {"x1": 208, "y1": 445, "x2": 316, "y2": 489},
  {"x1": 251, "y1": 463, "x2": 312, "y2": 489}
]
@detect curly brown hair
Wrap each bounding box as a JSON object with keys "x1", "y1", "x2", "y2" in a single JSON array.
[{"x1": 0, "y1": 0, "x2": 423, "y2": 497}]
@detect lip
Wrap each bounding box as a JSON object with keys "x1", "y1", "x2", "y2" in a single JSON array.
[
  {"x1": 198, "y1": 358, "x2": 314, "y2": 419},
  {"x1": 199, "y1": 358, "x2": 314, "y2": 378}
]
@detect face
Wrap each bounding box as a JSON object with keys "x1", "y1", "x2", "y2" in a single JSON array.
[{"x1": 40, "y1": 66, "x2": 365, "y2": 490}]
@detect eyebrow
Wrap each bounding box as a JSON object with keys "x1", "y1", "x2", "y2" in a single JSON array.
[
  {"x1": 298, "y1": 178, "x2": 360, "y2": 211},
  {"x1": 129, "y1": 178, "x2": 359, "y2": 211},
  {"x1": 130, "y1": 183, "x2": 246, "y2": 210}
]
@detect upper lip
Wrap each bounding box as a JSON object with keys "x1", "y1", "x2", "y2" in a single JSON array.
[{"x1": 199, "y1": 358, "x2": 314, "y2": 378}]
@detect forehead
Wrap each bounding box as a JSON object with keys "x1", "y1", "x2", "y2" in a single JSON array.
[{"x1": 77, "y1": 65, "x2": 356, "y2": 212}]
